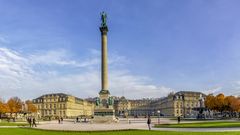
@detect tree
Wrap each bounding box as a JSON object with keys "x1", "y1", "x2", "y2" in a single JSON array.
[
  {"x1": 224, "y1": 96, "x2": 237, "y2": 117},
  {"x1": 215, "y1": 93, "x2": 225, "y2": 113},
  {"x1": 230, "y1": 97, "x2": 240, "y2": 112},
  {"x1": 205, "y1": 94, "x2": 216, "y2": 110},
  {"x1": 7, "y1": 97, "x2": 22, "y2": 118},
  {"x1": 25, "y1": 100, "x2": 37, "y2": 113},
  {"x1": 224, "y1": 96, "x2": 235, "y2": 111},
  {"x1": 0, "y1": 99, "x2": 9, "y2": 119}
]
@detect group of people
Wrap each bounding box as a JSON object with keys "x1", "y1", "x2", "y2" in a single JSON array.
[
  {"x1": 75, "y1": 117, "x2": 88, "y2": 123},
  {"x1": 27, "y1": 117, "x2": 37, "y2": 127}
]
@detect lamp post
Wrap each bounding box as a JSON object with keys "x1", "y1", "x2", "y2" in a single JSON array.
[
  {"x1": 157, "y1": 110, "x2": 160, "y2": 124},
  {"x1": 37, "y1": 112, "x2": 40, "y2": 124}
]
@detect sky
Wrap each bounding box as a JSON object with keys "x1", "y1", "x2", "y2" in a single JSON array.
[{"x1": 1, "y1": 0, "x2": 240, "y2": 100}]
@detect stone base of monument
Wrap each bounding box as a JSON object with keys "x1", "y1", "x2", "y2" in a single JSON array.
[{"x1": 93, "y1": 108, "x2": 118, "y2": 123}]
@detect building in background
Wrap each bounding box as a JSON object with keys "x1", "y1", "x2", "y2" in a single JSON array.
[
  {"x1": 159, "y1": 91, "x2": 206, "y2": 117},
  {"x1": 113, "y1": 91, "x2": 207, "y2": 118},
  {"x1": 113, "y1": 96, "x2": 131, "y2": 117},
  {"x1": 32, "y1": 93, "x2": 94, "y2": 119},
  {"x1": 113, "y1": 97, "x2": 161, "y2": 117},
  {"x1": 32, "y1": 91, "x2": 206, "y2": 119},
  {"x1": 128, "y1": 99, "x2": 157, "y2": 117}
]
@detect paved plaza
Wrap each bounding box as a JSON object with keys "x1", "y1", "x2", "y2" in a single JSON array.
[
  {"x1": 1, "y1": 118, "x2": 240, "y2": 132},
  {"x1": 31, "y1": 118, "x2": 240, "y2": 132}
]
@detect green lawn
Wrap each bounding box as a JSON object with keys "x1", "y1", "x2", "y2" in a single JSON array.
[
  {"x1": 155, "y1": 121, "x2": 240, "y2": 128},
  {"x1": 0, "y1": 122, "x2": 28, "y2": 126},
  {"x1": 0, "y1": 128, "x2": 240, "y2": 135}
]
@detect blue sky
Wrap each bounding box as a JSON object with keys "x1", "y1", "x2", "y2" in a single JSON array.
[{"x1": 1, "y1": 0, "x2": 240, "y2": 100}]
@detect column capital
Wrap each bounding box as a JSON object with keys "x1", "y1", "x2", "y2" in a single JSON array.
[{"x1": 100, "y1": 26, "x2": 108, "y2": 35}]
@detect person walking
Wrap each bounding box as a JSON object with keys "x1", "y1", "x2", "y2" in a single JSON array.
[
  {"x1": 60, "y1": 117, "x2": 63, "y2": 124},
  {"x1": 32, "y1": 118, "x2": 37, "y2": 127},
  {"x1": 147, "y1": 116, "x2": 151, "y2": 130},
  {"x1": 57, "y1": 117, "x2": 60, "y2": 124},
  {"x1": 29, "y1": 117, "x2": 32, "y2": 127},
  {"x1": 177, "y1": 116, "x2": 181, "y2": 124},
  {"x1": 76, "y1": 117, "x2": 79, "y2": 123}
]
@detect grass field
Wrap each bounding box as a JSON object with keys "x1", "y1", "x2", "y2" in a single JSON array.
[
  {"x1": 0, "y1": 122, "x2": 28, "y2": 126},
  {"x1": 155, "y1": 121, "x2": 240, "y2": 128},
  {"x1": 0, "y1": 128, "x2": 240, "y2": 135}
]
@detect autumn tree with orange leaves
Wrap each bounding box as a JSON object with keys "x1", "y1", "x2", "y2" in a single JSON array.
[
  {"x1": 7, "y1": 97, "x2": 23, "y2": 118},
  {"x1": 0, "y1": 99, "x2": 9, "y2": 119},
  {"x1": 205, "y1": 93, "x2": 240, "y2": 117},
  {"x1": 205, "y1": 94, "x2": 216, "y2": 110},
  {"x1": 25, "y1": 100, "x2": 37, "y2": 113},
  {"x1": 215, "y1": 93, "x2": 225, "y2": 113}
]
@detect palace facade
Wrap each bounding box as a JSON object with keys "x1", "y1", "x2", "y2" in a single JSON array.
[
  {"x1": 113, "y1": 91, "x2": 206, "y2": 118},
  {"x1": 32, "y1": 91, "x2": 206, "y2": 119},
  {"x1": 159, "y1": 91, "x2": 206, "y2": 117},
  {"x1": 32, "y1": 93, "x2": 94, "y2": 119}
]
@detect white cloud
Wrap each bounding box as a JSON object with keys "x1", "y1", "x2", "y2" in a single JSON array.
[
  {"x1": 203, "y1": 86, "x2": 222, "y2": 95},
  {"x1": 28, "y1": 49, "x2": 99, "y2": 67},
  {"x1": 0, "y1": 47, "x2": 173, "y2": 100}
]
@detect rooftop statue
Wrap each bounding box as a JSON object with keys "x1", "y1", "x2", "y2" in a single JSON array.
[{"x1": 101, "y1": 12, "x2": 107, "y2": 27}]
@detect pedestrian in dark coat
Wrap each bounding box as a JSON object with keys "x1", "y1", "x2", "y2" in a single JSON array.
[
  {"x1": 32, "y1": 118, "x2": 37, "y2": 127},
  {"x1": 147, "y1": 116, "x2": 151, "y2": 130},
  {"x1": 29, "y1": 117, "x2": 32, "y2": 127},
  {"x1": 177, "y1": 116, "x2": 181, "y2": 124},
  {"x1": 61, "y1": 117, "x2": 63, "y2": 124},
  {"x1": 58, "y1": 118, "x2": 61, "y2": 124}
]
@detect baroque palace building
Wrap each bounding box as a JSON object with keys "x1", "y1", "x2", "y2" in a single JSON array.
[
  {"x1": 159, "y1": 91, "x2": 206, "y2": 117},
  {"x1": 113, "y1": 91, "x2": 206, "y2": 118},
  {"x1": 113, "y1": 97, "x2": 160, "y2": 117},
  {"x1": 32, "y1": 91, "x2": 206, "y2": 119},
  {"x1": 32, "y1": 93, "x2": 94, "y2": 119}
]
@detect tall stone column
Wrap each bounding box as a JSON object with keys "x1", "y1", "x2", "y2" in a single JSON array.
[
  {"x1": 93, "y1": 12, "x2": 117, "y2": 123},
  {"x1": 100, "y1": 27, "x2": 109, "y2": 93}
]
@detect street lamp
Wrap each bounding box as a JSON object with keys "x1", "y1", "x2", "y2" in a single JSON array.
[
  {"x1": 37, "y1": 112, "x2": 40, "y2": 124},
  {"x1": 157, "y1": 110, "x2": 160, "y2": 124}
]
